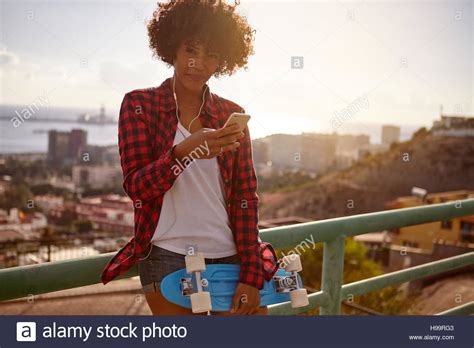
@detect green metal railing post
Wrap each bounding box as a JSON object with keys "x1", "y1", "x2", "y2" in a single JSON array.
[{"x1": 320, "y1": 235, "x2": 345, "y2": 315}]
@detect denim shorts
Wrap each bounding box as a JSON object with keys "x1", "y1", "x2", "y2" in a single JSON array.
[{"x1": 138, "y1": 243, "x2": 241, "y2": 293}]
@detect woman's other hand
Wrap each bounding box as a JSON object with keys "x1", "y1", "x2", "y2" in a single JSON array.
[{"x1": 230, "y1": 282, "x2": 261, "y2": 315}]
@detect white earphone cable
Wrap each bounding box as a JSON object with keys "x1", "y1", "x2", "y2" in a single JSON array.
[{"x1": 173, "y1": 73, "x2": 208, "y2": 136}]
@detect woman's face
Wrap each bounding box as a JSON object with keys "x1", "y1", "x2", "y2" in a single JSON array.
[{"x1": 173, "y1": 39, "x2": 220, "y2": 93}]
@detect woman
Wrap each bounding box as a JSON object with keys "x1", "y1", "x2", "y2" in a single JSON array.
[{"x1": 100, "y1": 0, "x2": 279, "y2": 315}]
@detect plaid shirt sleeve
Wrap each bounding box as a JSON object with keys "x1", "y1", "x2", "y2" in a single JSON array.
[
  {"x1": 229, "y1": 113, "x2": 270, "y2": 290},
  {"x1": 118, "y1": 92, "x2": 182, "y2": 203}
]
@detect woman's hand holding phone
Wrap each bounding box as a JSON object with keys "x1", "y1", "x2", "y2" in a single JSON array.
[{"x1": 173, "y1": 123, "x2": 244, "y2": 161}]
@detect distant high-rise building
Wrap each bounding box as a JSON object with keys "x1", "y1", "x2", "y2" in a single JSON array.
[
  {"x1": 335, "y1": 134, "x2": 370, "y2": 161},
  {"x1": 381, "y1": 125, "x2": 400, "y2": 146},
  {"x1": 48, "y1": 129, "x2": 87, "y2": 165},
  {"x1": 69, "y1": 129, "x2": 87, "y2": 159},
  {"x1": 300, "y1": 133, "x2": 337, "y2": 173},
  {"x1": 252, "y1": 139, "x2": 270, "y2": 166},
  {"x1": 268, "y1": 134, "x2": 302, "y2": 169}
]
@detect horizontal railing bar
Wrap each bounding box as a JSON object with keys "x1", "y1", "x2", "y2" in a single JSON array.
[
  {"x1": 435, "y1": 301, "x2": 474, "y2": 315},
  {"x1": 260, "y1": 199, "x2": 474, "y2": 249},
  {"x1": 0, "y1": 254, "x2": 138, "y2": 302},
  {"x1": 268, "y1": 252, "x2": 473, "y2": 315},
  {"x1": 341, "y1": 252, "x2": 474, "y2": 299}
]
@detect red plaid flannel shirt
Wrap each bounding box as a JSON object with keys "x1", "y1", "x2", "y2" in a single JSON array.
[{"x1": 100, "y1": 77, "x2": 279, "y2": 289}]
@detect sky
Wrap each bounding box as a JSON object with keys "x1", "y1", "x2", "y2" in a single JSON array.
[{"x1": 0, "y1": 0, "x2": 472, "y2": 140}]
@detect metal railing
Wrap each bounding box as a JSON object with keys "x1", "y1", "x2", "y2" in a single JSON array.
[{"x1": 1, "y1": 198, "x2": 473, "y2": 315}]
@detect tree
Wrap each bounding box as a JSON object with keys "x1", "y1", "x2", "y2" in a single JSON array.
[
  {"x1": 412, "y1": 127, "x2": 428, "y2": 139},
  {"x1": 0, "y1": 183, "x2": 34, "y2": 211}
]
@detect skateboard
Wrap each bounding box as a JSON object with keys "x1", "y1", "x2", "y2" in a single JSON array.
[{"x1": 160, "y1": 253, "x2": 309, "y2": 313}]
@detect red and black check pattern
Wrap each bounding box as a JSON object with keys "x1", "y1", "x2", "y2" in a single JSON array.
[{"x1": 100, "y1": 77, "x2": 279, "y2": 289}]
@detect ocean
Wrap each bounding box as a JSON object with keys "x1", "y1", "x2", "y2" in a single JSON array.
[{"x1": 0, "y1": 104, "x2": 119, "y2": 153}]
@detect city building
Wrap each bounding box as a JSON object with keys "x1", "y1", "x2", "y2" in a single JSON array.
[
  {"x1": 0, "y1": 208, "x2": 46, "y2": 238},
  {"x1": 267, "y1": 134, "x2": 302, "y2": 170},
  {"x1": 47, "y1": 129, "x2": 87, "y2": 166},
  {"x1": 432, "y1": 114, "x2": 474, "y2": 137},
  {"x1": 75, "y1": 194, "x2": 134, "y2": 234},
  {"x1": 82, "y1": 144, "x2": 120, "y2": 165},
  {"x1": 385, "y1": 190, "x2": 474, "y2": 250},
  {"x1": 252, "y1": 139, "x2": 270, "y2": 167},
  {"x1": 72, "y1": 164, "x2": 122, "y2": 189},
  {"x1": 34, "y1": 195, "x2": 65, "y2": 214},
  {"x1": 300, "y1": 133, "x2": 337, "y2": 173},
  {"x1": 335, "y1": 134, "x2": 371, "y2": 163},
  {"x1": 381, "y1": 125, "x2": 401, "y2": 146}
]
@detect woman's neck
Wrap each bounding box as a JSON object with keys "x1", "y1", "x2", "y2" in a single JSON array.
[{"x1": 174, "y1": 77, "x2": 206, "y2": 107}]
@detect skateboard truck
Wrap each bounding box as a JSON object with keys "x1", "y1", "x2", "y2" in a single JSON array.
[
  {"x1": 273, "y1": 274, "x2": 298, "y2": 292},
  {"x1": 184, "y1": 253, "x2": 212, "y2": 314},
  {"x1": 277, "y1": 254, "x2": 309, "y2": 308}
]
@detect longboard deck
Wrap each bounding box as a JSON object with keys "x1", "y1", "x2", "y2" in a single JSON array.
[{"x1": 160, "y1": 264, "x2": 304, "y2": 312}]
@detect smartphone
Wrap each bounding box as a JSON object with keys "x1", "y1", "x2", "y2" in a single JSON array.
[{"x1": 222, "y1": 112, "x2": 251, "y2": 132}]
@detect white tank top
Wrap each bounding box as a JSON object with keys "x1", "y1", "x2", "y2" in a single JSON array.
[{"x1": 151, "y1": 121, "x2": 237, "y2": 258}]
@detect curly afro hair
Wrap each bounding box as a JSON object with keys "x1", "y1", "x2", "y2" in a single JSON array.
[{"x1": 147, "y1": 0, "x2": 255, "y2": 77}]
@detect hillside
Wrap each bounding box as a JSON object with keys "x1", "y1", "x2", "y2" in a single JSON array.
[
  {"x1": 259, "y1": 132, "x2": 474, "y2": 220},
  {"x1": 410, "y1": 273, "x2": 474, "y2": 314}
]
